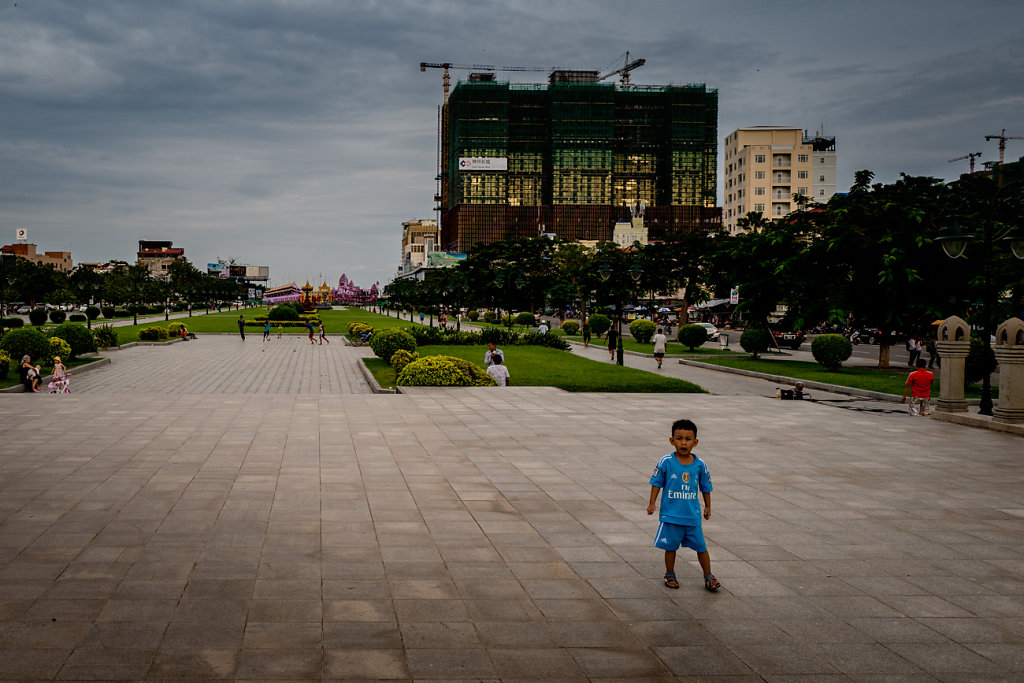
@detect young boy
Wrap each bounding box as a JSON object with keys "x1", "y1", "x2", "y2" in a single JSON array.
[
  {"x1": 647, "y1": 418, "x2": 720, "y2": 592},
  {"x1": 901, "y1": 358, "x2": 934, "y2": 416}
]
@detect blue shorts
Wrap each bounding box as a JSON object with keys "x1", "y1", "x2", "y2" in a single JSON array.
[{"x1": 653, "y1": 521, "x2": 707, "y2": 553}]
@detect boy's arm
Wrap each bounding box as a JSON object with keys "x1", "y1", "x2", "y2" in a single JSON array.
[
  {"x1": 702, "y1": 491, "x2": 711, "y2": 520},
  {"x1": 647, "y1": 486, "x2": 660, "y2": 515},
  {"x1": 901, "y1": 378, "x2": 911, "y2": 403}
]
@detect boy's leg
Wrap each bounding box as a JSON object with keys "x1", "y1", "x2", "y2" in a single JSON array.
[
  {"x1": 663, "y1": 550, "x2": 678, "y2": 588},
  {"x1": 697, "y1": 550, "x2": 712, "y2": 577}
]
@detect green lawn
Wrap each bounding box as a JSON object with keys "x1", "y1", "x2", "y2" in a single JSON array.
[
  {"x1": 692, "y1": 356, "x2": 990, "y2": 398},
  {"x1": 364, "y1": 344, "x2": 705, "y2": 393},
  {"x1": 92, "y1": 307, "x2": 416, "y2": 344},
  {"x1": 0, "y1": 356, "x2": 104, "y2": 389}
]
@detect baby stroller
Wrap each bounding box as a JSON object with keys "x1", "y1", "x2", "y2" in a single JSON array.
[{"x1": 47, "y1": 374, "x2": 72, "y2": 394}]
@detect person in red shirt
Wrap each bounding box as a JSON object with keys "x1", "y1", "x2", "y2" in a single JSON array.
[{"x1": 901, "y1": 359, "x2": 934, "y2": 416}]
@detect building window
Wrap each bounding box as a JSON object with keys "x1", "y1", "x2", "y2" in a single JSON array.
[
  {"x1": 755, "y1": 154, "x2": 766, "y2": 163},
  {"x1": 820, "y1": 157, "x2": 825, "y2": 163},
  {"x1": 797, "y1": 170, "x2": 808, "y2": 179},
  {"x1": 754, "y1": 170, "x2": 765, "y2": 179},
  {"x1": 819, "y1": 175, "x2": 825, "y2": 182},
  {"x1": 754, "y1": 187, "x2": 765, "y2": 196},
  {"x1": 798, "y1": 154, "x2": 808, "y2": 163},
  {"x1": 819, "y1": 189, "x2": 825, "y2": 195},
  {"x1": 755, "y1": 203, "x2": 765, "y2": 212},
  {"x1": 798, "y1": 187, "x2": 808, "y2": 195}
]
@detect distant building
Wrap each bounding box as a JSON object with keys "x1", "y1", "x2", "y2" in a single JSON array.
[
  {"x1": 207, "y1": 262, "x2": 270, "y2": 283},
  {"x1": 439, "y1": 72, "x2": 720, "y2": 251},
  {"x1": 79, "y1": 260, "x2": 130, "y2": 274},
  {"x1": 0, "y1": 243, "x2": 73, "y2": 272},
  {"x1": 137, "y1": 240, "x2": 184, "y2": 280},
  {"x1": 399, "y1": 219, "x2": 440, "y2": 275},
  {"x1": 723, "y1": 127, "x2": 837, "y2": 233}
]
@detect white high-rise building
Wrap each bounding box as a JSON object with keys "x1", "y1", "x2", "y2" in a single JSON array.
[{"x1": 722, "y1": 127, "x2": 837, "y2": 234}]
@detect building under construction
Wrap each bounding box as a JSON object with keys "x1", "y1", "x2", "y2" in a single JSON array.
[{"x1": 438, "y1": 70, "x2": 719, "y2": 252}]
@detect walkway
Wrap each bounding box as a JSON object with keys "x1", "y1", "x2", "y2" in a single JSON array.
[{"x1": 0, "y1": 341, "x2": 1021, "y2": 679}]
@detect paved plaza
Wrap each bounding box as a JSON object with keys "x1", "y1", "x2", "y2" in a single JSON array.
[{"x1": 1, "y1": 337, "x2": 1022, "y2": 680}]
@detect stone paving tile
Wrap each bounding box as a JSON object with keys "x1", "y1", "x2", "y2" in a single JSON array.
[{"x1": 1, "y1": 340, "x2": 1023, "y2": 679}]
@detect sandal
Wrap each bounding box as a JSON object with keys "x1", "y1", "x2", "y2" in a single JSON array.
[
  {"x1": 704, "y1": 573, "x2": 721, "y2": 592},
  {"x1": 664, "y1": 573, "x2": 679, "y2": 589}
]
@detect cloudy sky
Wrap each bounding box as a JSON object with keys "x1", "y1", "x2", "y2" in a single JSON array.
[{"x1": 2, "y1": 0, "x2": 1021, "y2": 289}]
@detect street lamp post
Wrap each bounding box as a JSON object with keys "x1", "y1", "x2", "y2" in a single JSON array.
[
  {"x1": 936, "y1": 178, "x2": 1024, "y2": 416},
  {"x1": 598, "y1": 261, "x2": 643, "y2": 366}
]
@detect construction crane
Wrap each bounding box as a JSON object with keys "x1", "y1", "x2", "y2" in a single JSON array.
[
  {"x1": 984, "y1": 128, "x2": 1024, "y2": 186},
  {"x1": 419, "y1": 62, "x2": 553, "y2": 102},
  {"x1": 949, "y1": 152, "x2": 983, "y2": 174},
  {"x1": 598, "y1": 51, "x2": 645, "y2": 86}
]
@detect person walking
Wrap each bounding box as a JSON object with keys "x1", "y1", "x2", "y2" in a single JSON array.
[
  {"x1": 237, "y1": 315, "x2": 246, "y2": 341},
  {"x1": 486, "y1": 353, "x2": 511, "y2": 386},
  {"x1": 607, "y1": 321, "x2": 619, "y2": 362},
  {"x1": 582, "y1": 317, "x2": 591, "y2": 348},
  {"x1": 927, "y1": 336, "x2": 940, "y2": 369},
  {"x1": 306, "y1": 319, "x2": 315, "y2": 344},
  {"x1": 652, "y1": 327, "x2": 668, "y2": 369},
  {"x1": 901, "y1": 359, "x2": 934, "y2": 417},
  {"x1": 906, "y1": 335, "x2": 920, "y2": 366},
  {"x1": 262, "y1": 321, "x2": 271, "y2": 342},
  {"x1": 318, "y1": 321, "x2": 330, "y2": 345}
]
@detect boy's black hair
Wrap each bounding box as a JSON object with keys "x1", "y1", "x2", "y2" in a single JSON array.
[
  {"x1": 916, "y1": 359, "x2": 927, "y2": 368},
  {"x1": 671, "y1": 418, "x2": 697, "y2": 437}
]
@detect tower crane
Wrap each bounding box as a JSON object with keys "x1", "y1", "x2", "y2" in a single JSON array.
[
  {"x1": 598, "y1": 51, "x2": 646, "y2": 86},
  {"x1": 984, "y1": 128, "x2": 1024, "y2": 186},
  {"x1": 419, "y1": 62, "x2": 553, "y2": 102},
  {"x1": 949, "y1": 152, "x2": 983, "y2": 174}
]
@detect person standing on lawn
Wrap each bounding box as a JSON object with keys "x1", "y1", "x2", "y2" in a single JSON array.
[
  {"x1": 484, "y1": 342, "x2": 504, "y2": 367},
  {"x1": 582, "y1": 317, "x2": 591, "y2": 348},
  {"x1": 485, "y1": 353, "x2": 510, "y2": 386},
  {"x1": 652, "y1": 327, "x2": 668, "y2": 369},
  {"x1": 607, "y1": 322, "x2": 618, "y2": 361},
  {"x1": 647, "y1": 418, "x2": 719, "y2": 592},
  {"x1": 901, "y1": 359, "x2": 934, "y2": 416}
]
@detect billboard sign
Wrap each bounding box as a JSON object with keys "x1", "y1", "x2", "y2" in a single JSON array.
[
  {"x1": 458, "y1": 157, "x2": 507, "y2": 171},
  {"x1": 16, "y1": 228, "x2": 27, "y2": 241}
]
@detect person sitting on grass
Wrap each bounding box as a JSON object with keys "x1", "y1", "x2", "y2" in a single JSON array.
[{"x1": 486, "y1": 353, "x2": 510, "y2": 386}]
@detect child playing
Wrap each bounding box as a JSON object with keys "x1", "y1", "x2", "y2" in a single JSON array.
[
  {"x1": 647, "y1": 418, "x2": 720, "y2": 592},
  {"x1": 901, "y1": 358, "x2": 934, "y2": 416}
]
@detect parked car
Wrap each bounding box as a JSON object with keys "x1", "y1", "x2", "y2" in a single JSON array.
[
  {"x1": 772, "y1": 329, "x2": 806, "y2": 350},
  {"x1": 857, "y1": 328, "x2": 904, "y2": 345},
  {"x1": 16, "y1": 305, "x2": 31, "y2": 314},
  {"x1": 695, "y1": 322, "x2": 720, "y2": 341}
]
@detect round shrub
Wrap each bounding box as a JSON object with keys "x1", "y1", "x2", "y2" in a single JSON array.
[
  {"x1": 139, "y1": 326, "x2": 170, "y2": 341},
  {"x1": 69, "y1": 313, "x2": 87, "y2": 322},
  {"x1": 500, "y1": 314, "x2": 514, "y2": 327},
  {"x1": 369, "y1": 328, "x2": 416, "y2": 364},
  {"x1": 389, "y1": 349, "x2": 419, "y2": 375},
  {"x1": 966, "y1": 336, "x2": 997, "y2": 386},
  {"x1": 168, "y1": 322, "x2": 187, "y2": 334},
  {"x1": 268, "y1": 304, "x2": 300, "y2": 321},
  {"x1": 467, "y1": 309, "x2": 479, "y2": 322},
  {"x1": 29, "y1": 308, "x2": 48, "y2": 326},
  {"x1": 49, "y1": 322, "x2": 97, "y2": 359},
  {"x1": 629, "y1": 319, "x2": 657, "y2": 345},
  {"x1": 396, "y1": 355, "x2": 496, "y2": 387},
  {"x1": 0, "y1": 327, "x2": 51, "y2": 364},
  {"x1": 93, "y1": 324, "x2": 119, "y2": 349},
  {"x1": 516, "y1": 312, "x2": 536, "y2": 327},
  {"x1": 588, "y1": 314, "x2": 611, "y2": 338},
  {"x1": 811, "y1": 333, "x2": 853, "y2": 370},
  {"x1": 561, "y1": 320, "x2": 579, "y2": 335},
  {"x1": 483, "y1": 311, "x2": 497, "y2": 324},
  {"x1": 85, "y1": 305, "x2": 100, "y2": 322},
  {"x1": 1, "y1": 317, "x2": 24, "y2": 329},
  {"x1": 0, "y1": 350, "x2": 10, "y2": 379},
  {"x1": 48, "y1": 336, "x2": 72, "y2": 363},
  {"x1": 49, "y1": 309, "x2": 66, "y2": 324},
  {"x1": 114, "y1": 309, "x2": 133, "y2": 317},
  {"x1": 740, "y1": 328, "x2": 771, "y2": 359},
  {"x1": 102, "y1": 306, "x2": 116, "y2": 319},
  {"x1": 288, "y1": 302, "x2": 306, "y2": 316},
  {"x1": 678, "y1": 324, "x2": 709, "y2": 351}
]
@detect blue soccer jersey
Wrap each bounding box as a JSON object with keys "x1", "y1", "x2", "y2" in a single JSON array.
[{"x1": 650, "y1": 454, "x2": 712, "y2": 525}]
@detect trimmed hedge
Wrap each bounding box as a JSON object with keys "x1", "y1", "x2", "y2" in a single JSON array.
[
  {"x1": 85, "y1": 305, "x2": 101, "y2": 321},
  {"x1": 49, "y1": 310, "x2": 67, "y2": 324},
  {"x1": 740, "y1": 328, "x2": 771, "y2": 359},
  {"x1": 268, "y1": 304, "x2": 301, "y2": 321},
  {"x1": 29, "y1": 308, "x2": 48, "y2": 326},
  {"x1": 588, "y1": 314, "x2": 610, "y2": 338},
  {"x1": 811, "y1": 333, "x2": 853, "y2": 370},
  {"x1": 1, "y1": 318, "x2": 24, "y2": 329},
  {"x1": 396, "y1": 355, "x2": 496, "y2": 387},
  {"x1": 69, "y1": 314, "x2": 87, "y2": 322},
  {"x1": 369, "y1": 328, "x2": 417, "y2": 364},
  {"x1": 561, "y1": 320, "x2": 579, "y2": 335},
  {"x1": 389, "y1": 349, "x2": 419, "y2": 375},
  {"x1": 0, "y1": 350, "x2": 9, "y2": 379},
  {"x1": 102, "y1": 306, "x2": 116, "y2": 319},
  {"x1": 49, "y1": 322, "x2": 97, "y2": 359},
  {"x1": 0, "y1": 327, "x2": 51, "y2": 364},
  {"x1": 629, "y1": 319, "x2": 657, "y2": 345},
  {"x1": 515, "y1": 312, "x2": 536, "y2": 327},
  {"x1": 467, "y1": 309, "x2": 479, "y2": 322},
  {"x1": 678, "y1": 324, "x2": 708, "y2": 351},
  {"x1": 483, "y1": 311, "x2": 497, "y2": 324},
  {"x1": 48, "y1": 336, "x2": 72, "y2": 363},
  {"x1": 139, "y1": 326, "x2": 170, "y2": 341}
]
